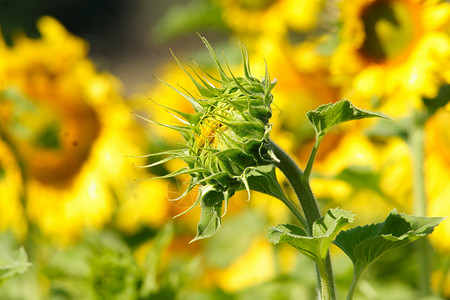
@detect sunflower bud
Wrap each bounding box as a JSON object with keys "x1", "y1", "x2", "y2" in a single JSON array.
[{"x1": 145, "y1": 36, "x2": 280, "y2": 241}]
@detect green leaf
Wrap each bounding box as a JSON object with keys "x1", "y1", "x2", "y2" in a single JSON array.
[
  {"x1": 267, "y1": 208, "x2": 355, "y2": 262},
  {"x1": 333, "y1": 209, "x2": 444, "y2": 298},
  {"x1": 191, "y1": 187, "x2": 225, "y2": 242},
  {"x1": 334, "y1": 209, "x2": 443, "y2": 273},
  {"x1": 244, "y1": 164, "x2": 307, "y2": 228},
  {"x1": 245, "y1": 165, "x2": 286, "y2": 202},
  {"x1": 306, "y1": 99, "x2": 390, "y2": 137},
  {"x1": 0, "y1": 247, "x2": 31, "y2": 285}
]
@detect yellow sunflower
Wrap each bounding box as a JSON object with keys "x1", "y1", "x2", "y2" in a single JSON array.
[
  {"x1": 0, "y1": 17, "x2": 168, "y2": 243},
  {"x1": 425, "y1": 108, "x2": 450, "y2": 253},
  {"x1": 310, "y1": 129, "x2": 413, "y2": 224},
  {"x1": 0, "y1": 139, "x2": 27, "y2": 239},
  {"x1": 216, "y1": 0, "x2": 283, "y2": 35},
  {"x1": 210, "y1": 237, "x2": 276, "y2": 292},
  {"x1": 331, "y1": 0, "x2": 450, "y2": 104},
  {"x1": 216, "y1": 0, "x2": 324, "y2": 37}
]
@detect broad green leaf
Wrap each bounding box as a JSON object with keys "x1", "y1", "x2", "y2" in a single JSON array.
[
  {"x1": 333, "y1": 209, "x2": 444, "y2": 298},
  {"x1": 267, "y1": 208, "x2": 355, "y2": 262},
  {"x1": 306, "y1": 99, "x2": 390, "y2": 137},
  {"x1": 0, "y1": 247, "x2": 31, "y2": 285},
  {"x1": 191, "y1": 188, "x2": 224, "y2": 242}
]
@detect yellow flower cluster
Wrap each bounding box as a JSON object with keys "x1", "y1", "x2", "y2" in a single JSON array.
[
  {"x1": 0, "y1": 17, "x2": 172, "y2": 244},
  {"x1": 1, "y1": 0, "x2": 450, "y2": 297}
]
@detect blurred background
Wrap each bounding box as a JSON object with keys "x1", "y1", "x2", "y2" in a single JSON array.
[{"x1": 1, "y1": 0, "x2": 450, "y2": 299}]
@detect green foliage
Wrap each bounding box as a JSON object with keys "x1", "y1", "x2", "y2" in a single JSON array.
[
  {"x1": 245, "y1": 165, "x2": 287, "y2": 202},
  {"x1": 0, "y1": 247, "x2": 31, "y2": 286},
  {"x1": 306, "y1": 100, "x2": 390, "y2": 138},
  {"x1": 334, "y1": 210, "x2": 443, "y2": 273},
  {"x1": 267, "y1": 208, "x2": 355, "y2": 262},
  {"x1": 140, "y1": 223, "x2": 174, "y2": 297},
  {"x1": 334, "y1": 210, "x2": 444, "y2": 299},
  {"x1": 192, "y1": 187, "x2": 225, "y2": 242},
  {"x1": 43, "y1": 231, "x2": 141, "y2": 300}
]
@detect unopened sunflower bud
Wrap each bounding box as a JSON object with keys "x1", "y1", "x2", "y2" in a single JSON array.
[{"x1": 144, "y1": 36, "x2": 281, "y2": 241}]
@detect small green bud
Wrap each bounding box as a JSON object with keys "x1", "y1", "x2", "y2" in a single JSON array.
[{"x1": 145, "y1": 36, "x2": 279, "y2": 241}]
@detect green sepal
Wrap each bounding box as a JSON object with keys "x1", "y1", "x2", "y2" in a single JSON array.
[
  {"x1": 306, "y1": 99, "x2": 390, "y2": 137},
  {"x1": 244, "y1": 165, "x2": 286, "y2": 202},
  {"x1": 222, "y1": 112, "x2": 266, "y2": 141},
  {"x1": 0, "y1": 247, "x2": 31, "y2": 285},
  {"x1": 267, "y1": 208, "x2": 355, "y2": 262},
  {"x1": 148, "y1": 98, "x2": 203, "y2": 126},
  {"x1": 190, "y1": 186, "x2": 228, "y2": 242},
  {"x1": 334, "y1": 209, "x2": 444, "y2": 277}
]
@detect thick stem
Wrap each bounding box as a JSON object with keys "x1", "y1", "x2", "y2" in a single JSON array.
[
  {"x1": 317, "y1": 255, "x2": 336, "y2": 300},
  {"x1": 409, "y1": 110, "x2": 431, "y2": 296},
  {"x1": 269, "y1": 140, "x2": 321, "y2": 231},
  {"x1": 269, "y1": 140, "x2": 336, "y2": 300}
]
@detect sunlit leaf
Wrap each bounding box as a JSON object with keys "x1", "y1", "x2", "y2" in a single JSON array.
[
  {"x1": 306, "y1": 99, "x2": 390, "y2": 137},
  {"x1": 267, "y1": 208, "x2": 355, "y2": 262},
  {"x1": 191, "y1": 187, "x2": 225, "y2": 242},
  {"x1": 334, "y1": 209, "x2": 444, "y2": 297}
]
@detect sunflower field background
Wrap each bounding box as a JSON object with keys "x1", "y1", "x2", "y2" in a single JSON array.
[{"x1": 1, "y1": 0, "x2": 450, "y2": 299}]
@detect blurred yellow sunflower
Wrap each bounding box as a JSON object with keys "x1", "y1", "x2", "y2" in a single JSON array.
[
  {"x1": 0, "y1": 17, "x2": 167, "y2": 243},
  {"x1": 211, "y1": 237, "x2": 276, "y2": 292},
  {"x1": 425, "y1": 108, "x2": 450, "y2": 253},
  {"x1": 0, "y1": 139, "x2": 27, "y2": 238},
  {"x1": 217, "y1": 0, "x2": 324, "y2": 36},
  {"x1": 311, "y1": 130, "x2": 413, "y2": 223},
  {"x1": 331, "y1": 0, "x2": 450, "y2": 103}
]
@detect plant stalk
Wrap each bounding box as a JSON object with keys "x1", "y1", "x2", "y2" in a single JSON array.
[
  {"x1": 269, "y1": 140, "x2": 336, "y2": 300},
  {"x1": 346, "y1": 265, "x2": 366, "y2": 300},
  {"x1": 409, "y1": 110, "x2": 431, "y2": 296},
  {"x1": 303, "y1": 135, "x2": 324, "y2": 181}
]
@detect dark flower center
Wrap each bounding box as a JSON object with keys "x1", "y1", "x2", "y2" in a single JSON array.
[{"x1": 358, "y1": 0, "x2": 418, "y2": 62}]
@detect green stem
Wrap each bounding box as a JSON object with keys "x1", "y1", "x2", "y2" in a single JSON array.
[
  {"x1": 408, "y1": 110, "x2": 431, "y2": 296},
  {"x1": 346, "y1": 265, "x2": 367, "y2": 300},
  {"x1": 303, "y1": 135, "x2": 324, "y2": 181},
  {"x1": 278, "y1": 194, "x2": 308, "y2": 230},
  {"x1": 269, "y1": 140, "x2": 321, "y2": 231},
  {"x1": 317, "y1": 255, "x2": 335, "y2": 300},
  {"x1": 269, "y1": 139, "x2": 336, "y2": 300},
  {"x1": 439, "y1": 257, "x2": 450, "y2": 297}
]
